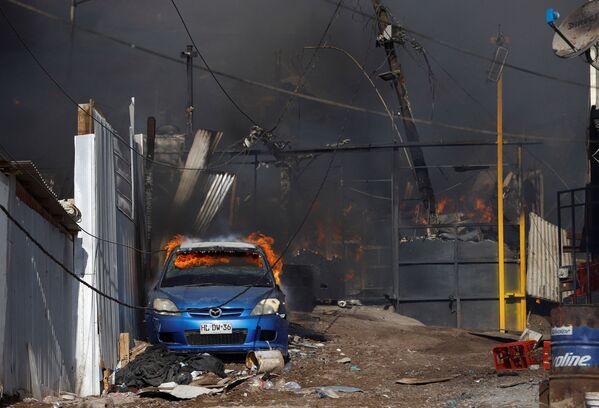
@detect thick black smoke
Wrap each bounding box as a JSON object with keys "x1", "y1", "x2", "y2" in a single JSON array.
[{"x1": 0, "y1": 0, "x2": 588, "y2": 256}]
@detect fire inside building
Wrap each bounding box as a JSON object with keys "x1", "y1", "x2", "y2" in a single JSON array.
[{"x1": 2, "y1": 0, "x2": 599, "y2": 406}]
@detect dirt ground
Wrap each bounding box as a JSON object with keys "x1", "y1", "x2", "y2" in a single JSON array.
[{"x1": 8, "y1": 306, "x2": 547, "y2": 408}]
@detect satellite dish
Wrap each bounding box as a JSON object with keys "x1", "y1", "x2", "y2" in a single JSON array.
[{"x1": 551, "y1": 0, "x2": 599, "y2": 58}]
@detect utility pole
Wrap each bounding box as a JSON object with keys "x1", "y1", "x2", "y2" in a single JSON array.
[
  {"x1": 488, "y1": 27, "x2": 508, "y2": 332},
  {"x1": 181, "y1": 45, "x2": 198, "y2": 148},
  {"x1": 371, "y1": 0, "x2": 436, "y2": 216}
]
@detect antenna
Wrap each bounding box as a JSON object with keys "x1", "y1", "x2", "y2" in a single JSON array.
[{"x1": 547, "y1": 1, "x2": 599, "y2": 59}]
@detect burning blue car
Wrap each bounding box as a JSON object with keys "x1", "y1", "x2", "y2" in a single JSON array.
[{"x1": 145, "y1": 240, "x2": 288, "y2": 355}]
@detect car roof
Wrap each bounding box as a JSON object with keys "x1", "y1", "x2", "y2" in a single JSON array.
[{"x1": 178, "y1": 240, "x2": 258, "y2": 251}]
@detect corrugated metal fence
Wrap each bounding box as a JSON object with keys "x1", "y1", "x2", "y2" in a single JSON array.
[
  {"x1": 527, "y1": 212, "x2": 571, "y2": 302},
  {"x1": 74, "y1": 103, "x2": 145, "y2": 396},
  {"x1": 0, "y1": 171, "x2": 78, "y2": 397}
]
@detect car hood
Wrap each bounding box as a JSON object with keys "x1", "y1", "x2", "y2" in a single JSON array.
[{"x1": 154, "y1": 285, "x2": 274, "y2": 310}]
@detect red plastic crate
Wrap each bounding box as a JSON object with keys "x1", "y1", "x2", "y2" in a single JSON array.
[{"x1": 492, "y1": 340, "x2": 538, "y2": 371}]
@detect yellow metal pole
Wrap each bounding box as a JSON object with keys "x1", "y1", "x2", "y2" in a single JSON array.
[
  {"x1": 517, "y1": 145, "x2": 527, "y2": 331},
  {"x1": 519, "y1": 210, "x2": 526, "y2": 330},
  {"x1": 497, "y1": 74, "x2": 506, "y2": 332}
]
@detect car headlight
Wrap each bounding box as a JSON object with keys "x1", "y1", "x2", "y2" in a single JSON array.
[
  {"x1": 250, "y1": 298, "x2": 281, "y2": 316},
  {"x1": 153, "y1": 298, "x2": 180, "y2": 315}
]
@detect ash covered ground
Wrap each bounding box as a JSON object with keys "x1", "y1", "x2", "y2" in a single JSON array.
[{"x1": 9, "y1": 306, "x2": 546, "y2": 408}]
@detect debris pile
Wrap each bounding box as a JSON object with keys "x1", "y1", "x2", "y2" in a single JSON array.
[{"x1": 114, "y1": 345, "x2": 225, "y2": 388}]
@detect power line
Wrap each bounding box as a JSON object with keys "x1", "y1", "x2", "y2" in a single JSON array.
[
  {"x1": 320, "y1": 0, "x2": 595, "y2": 91},
  {"x1": 0, "y1": 2, "x2": 248, "y2": 173},
  {"x1": 0, "y1": 142, "x2": 166, "y2": 255},
  {"x1": 169, "y1": 0, "x2": 258, "y2": 127},
  {"x1": 271, "y1": 0, "x2": 344, "y2": 131},
  {"x1": 4, "y1": 0, "x2": 580, "y2": 145},
  {"x1": 0, "y1": 202, "x2": 149, "y2": 311}
]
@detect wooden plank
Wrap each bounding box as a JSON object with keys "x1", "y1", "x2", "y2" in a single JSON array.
[
  {"x1": 118, "y1": 332, "x2": 130, "y2": 367},
  {"x1": 77, "y1": 100, "x2": 94, "y2": 135}
]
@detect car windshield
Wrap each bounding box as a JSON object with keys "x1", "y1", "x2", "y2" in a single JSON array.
[{"x1": 161, "y1": 248, "x2": 273, "y2": 288}]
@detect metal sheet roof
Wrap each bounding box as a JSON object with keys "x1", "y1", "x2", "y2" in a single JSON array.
[{"x1": 0, "y1": 161, "x2": 80, "y2": 233}]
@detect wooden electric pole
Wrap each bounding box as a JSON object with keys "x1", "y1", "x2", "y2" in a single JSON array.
[{"x1": 371, "y1": 0, "x2": 436, "y2": 216}]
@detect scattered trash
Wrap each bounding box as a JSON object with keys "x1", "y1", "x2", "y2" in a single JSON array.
[
  {"x1": 246, "y1": 350, "x2": 285, "y2": 374},
  {"x1": 168, "y1": 384, "x2": 221, "y2": 399},
  {"x1": 350, "y1": 364, "x2": 361, "y2": 372},
  {"x1": 156, "y1": 382, "x2": 177, "y2": 390},
  {"x1": 281, "y1": 381, "x2": 302, "y2": 393},
  {"x1": 223, "y1": 375, "x2": 253, "y2": 391},
  {"x1": 313, "y1": 385, "x2": 363, "y2": 398},
  {"x1": 22, "y1": 398, "x2": 38, "y2": 403},
  {"x1": 336, "y1": 357, "x2": 351, "y2": 364},
  {"x1": 115, "y1": 345, "x2": 224, "y2": 388},
  {"x1": 191, "y1": 372, "x2": 221, "y2": 386},
  {"x1": 529, "y1": 364, "x2": 540, "y2": 371},
  {"x1": 519, "y1": 328, "x2": 543, "y2": 345},
  {"x1": 288, "y1": 322, "x2": 330, "y2": 342},
  {"x1": 446, "y1": 399, "x2": 458, "y2": 408},
  {"x1": 315, "y1": 387, "x2": 339, "y2": 398},
  {"x1": 320, "y1": 386, "x2": 363, "y2": 393},
  {"x1": 396, "y1": 375, "x2": 458, "y2": 385},
  {"x1": 337, "y1": 299, "x2": 362, "y2": 308}
]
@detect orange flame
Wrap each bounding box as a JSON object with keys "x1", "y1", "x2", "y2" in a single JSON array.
[
  {"x1": 174, "y1": 253, "x2": 263, "y2": 269},
  {"x1": 175, "y1": 254, "x2": 230, "y2": 268},
  {"x1": 164, "y1": 234, "x2": 184, "y2": 264},
  {"x1": 245, "y1": 232, "x2": 282, "y2": 285},
  {"x1": 345, "y1": 268, "x2": 356, "y2": 282},
  {"x1": 473, "y1": 198, "x2": 493, "y2": 223},
  {"x1": 436, "y1": 196, "x2": 452, "y2": 214}
]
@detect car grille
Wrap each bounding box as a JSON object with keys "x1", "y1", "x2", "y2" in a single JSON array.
[
  {"x1": 187, "y1": 308, "x2": 244, "y2": 318},
  {"x1": 185, "y1": 329, "x2": 248, "y2": 346}
]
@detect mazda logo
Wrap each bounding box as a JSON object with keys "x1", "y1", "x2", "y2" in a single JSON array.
[{"x1": 209, "y1": 308, "x2": 222, "y2": 318}]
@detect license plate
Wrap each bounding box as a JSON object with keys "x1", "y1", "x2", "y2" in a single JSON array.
[{"x1": 200, "y1": 322, "x2": 232, "y2": 334}]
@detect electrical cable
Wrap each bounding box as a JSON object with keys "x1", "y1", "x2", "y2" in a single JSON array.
[
  {"x1": 0, "y1": 143, "x2": 275, "y2": 314},
  {"x1": 210, "y1": 49, "x2": 373, "y2": 310},
  {"x1": 3, "y1": 0, "x2": 581, "y2": 145},
  {"x1": 0, "y1": 202, "x2": 149, "y2": 311},
  {"x1": 0, "y1": 3, "x2": 246, "y2": 173},
  {"x1": 0, "y1": 142, "x2": 165, "y2": 255},
  {"x1": 169, "y1": 0, "x2": 258, "y2": 127},
  {"x1": 320, "y1": 0, "x2": 596, "y2": 91},
  {"x1": 270, "y1": 0, "x2": 344, "y2": 132}
]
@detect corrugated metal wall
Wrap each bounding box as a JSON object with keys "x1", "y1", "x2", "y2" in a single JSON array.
[
  {"x1": 527, "y1": 212, "x2": 571, "y2": 302},
  {"x1": 74, "y1": 105, "x2": 146, "y2": 396},
  {"x1": 92, "y1": 109, "x2": 143, "y2": 370},
  {"x1": 0, "y1": 172, "x2": 78, "y2": 396}
]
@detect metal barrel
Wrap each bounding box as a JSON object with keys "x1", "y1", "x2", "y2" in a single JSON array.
[{"x1": 549, "y1": 305, "x2": 599, "y2": 407}]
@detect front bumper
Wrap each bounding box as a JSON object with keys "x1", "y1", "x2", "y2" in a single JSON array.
[{"x1": 146, "y1": 312, "x2": 288, "y2": 354}]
